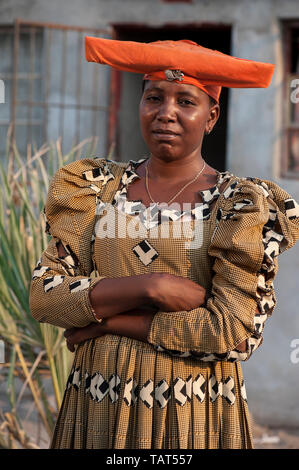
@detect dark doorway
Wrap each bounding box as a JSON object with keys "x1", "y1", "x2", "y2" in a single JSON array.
[{"x1": 111, "y1": 25, "x2": 231, "y2": 172}]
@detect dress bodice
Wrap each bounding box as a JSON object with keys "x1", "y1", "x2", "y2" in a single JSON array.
[{"x1": 91, "y1": 158, "x2": 235, "y2": 293}]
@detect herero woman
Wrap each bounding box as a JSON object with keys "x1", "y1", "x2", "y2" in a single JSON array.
[{"x1": 30, "y1": 38, "x2": 299, "y2": 448}]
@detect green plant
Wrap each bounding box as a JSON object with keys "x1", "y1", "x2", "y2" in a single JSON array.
[{"x1": 0, "y1": 133, "x2": 101, "y2": 448}]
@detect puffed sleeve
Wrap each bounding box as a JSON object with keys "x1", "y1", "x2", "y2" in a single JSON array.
[
  {"x1": 147, "y1": 176, "x2": 299, "y2": 362},
  {"x1": 29, "y1": 157, "x2": 121, "y2": 329}
]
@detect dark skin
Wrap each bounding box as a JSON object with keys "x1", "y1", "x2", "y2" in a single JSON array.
[{"x1": 64, "y1": 80, "x2": 248, "y2": 353}]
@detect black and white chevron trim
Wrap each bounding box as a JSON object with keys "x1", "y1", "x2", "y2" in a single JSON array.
[
  {"x1": 152, "y1": 343, "x2": 242, "y2": 363},
  {"x1": 66, "y1": 366, "x2": 81, "y2": 390},
  {"x1": 106, "y1": 159, "x2": 234, "y2": 229},
  {"x1": 82, "y1": 162, "x2": 115, "y2": 185},
  {"x1": 192, "y1": 373, "x2": 206, "y2": 403},
  {"x1": 123, "y1": 377, "x2": 139, "y2": 406},
  {"x1": 132, "y1": 239, "x2": 159, "y2": 266},
  {"x1": 32, "y1": 259, "x2": 50, "y2": 279},
  {"x1": 284, "y1": 198, "x2": 299, "y2": 220},
  {"x1": 240, "y1": 379, "x2": 247, "y2": 402},
  {"x1": 69, "y1": 278, "x2": 92, "y2": 293},
  {"x1": 208, "y1": 375, "x2": 236, "y2": 405},
  {"x1": 65, "y1": 368, "x2": 245, "y2": 408},
  {"x1": 211, "y1": 177, "x2": 292, "y2": 362},
  {"x1": 56, "y1": 245, "x2": 79, "y2": 277},
  {"x1": 43, "y1": 275, "x2": 65, "y2": 292}
]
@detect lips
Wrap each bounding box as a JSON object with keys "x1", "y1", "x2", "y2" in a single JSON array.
[
  {"x1": 152, "y1": 129, "x2": 180, "y2": 140},
  {"x1": 152, "y1": 129, "x2": 180, "y2": 135}
]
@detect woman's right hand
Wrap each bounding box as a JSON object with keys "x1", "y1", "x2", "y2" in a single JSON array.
[
  {"x1": 146, "y1": 273, "x2": 206, "y2": 312},
  {"x1": 88, "y1": 272, "x2": 206, "y2": 319}
]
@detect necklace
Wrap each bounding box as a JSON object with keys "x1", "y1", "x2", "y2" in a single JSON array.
[{"x1": 145, "y1": 158, "x2": 206, "y2": 206}]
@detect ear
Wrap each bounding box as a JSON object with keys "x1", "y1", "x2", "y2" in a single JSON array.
[{"x1": 205, "y1": 104, "x2": 220, "y2": 134}]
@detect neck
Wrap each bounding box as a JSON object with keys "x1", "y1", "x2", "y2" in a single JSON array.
[{"x1": 145, "y1": 153, "x2": 205, "y2": 183}]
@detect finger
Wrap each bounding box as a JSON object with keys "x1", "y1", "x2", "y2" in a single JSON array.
[
  {"x1": 80, "y1": 323, "x2": 105, "y2": 338},
  {"x1": 66, "y1": 340, "x2": 75, "y2": 353},
  {"x1": 64, "y1": 328, "x2": 77, "y2": 339},
  {"x1": 65, "y1": 324, "x2": 104, "y2": 348}
]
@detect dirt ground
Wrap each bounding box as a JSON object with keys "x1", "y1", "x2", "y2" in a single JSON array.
[{"x1": 251, "y1": 413, "x2": 299, "y2": 449}]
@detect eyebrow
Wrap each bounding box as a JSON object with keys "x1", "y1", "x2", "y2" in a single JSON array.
[{"x1": 144, "y1": 86, "x2": 198, "y2": 98}]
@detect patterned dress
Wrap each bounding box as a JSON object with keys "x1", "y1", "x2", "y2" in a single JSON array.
[{"x1": 29, "y1": 157, "x2": 299, "y2": 449}]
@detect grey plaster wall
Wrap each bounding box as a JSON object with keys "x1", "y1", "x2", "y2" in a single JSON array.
[{"x1": 0, "y1": 0, "x2": 298, "y2": 427}]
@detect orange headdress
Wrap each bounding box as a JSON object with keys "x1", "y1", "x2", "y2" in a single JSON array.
[{"x1": 85, "y1": 37, "x2": 275, "y2": 103}]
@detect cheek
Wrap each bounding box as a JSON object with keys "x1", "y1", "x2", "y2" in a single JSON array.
[
  {"x1": 183, "y1": 110, "x2": 208, "y2": 133},
  {"x1": 139, "y1": 106, "x2": 153, "y2": 133},
  {"x1": 188, "y1": 109, "x2": 207, "y2": 123},
  {"x1": 139, "y1": 103, "x2": 145, "y2": 123},
  {"x1": 139, "y1": 109, "x2": 147, "y2": 132}
]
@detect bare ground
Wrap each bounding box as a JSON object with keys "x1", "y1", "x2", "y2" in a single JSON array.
[{"x1": 251, "y1": 412, "x2": 299, "y2": 449}]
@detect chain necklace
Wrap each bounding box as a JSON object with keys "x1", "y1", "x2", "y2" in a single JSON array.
[{"x1": 145, "y1": 158, "x2": 206, "y2": 206}]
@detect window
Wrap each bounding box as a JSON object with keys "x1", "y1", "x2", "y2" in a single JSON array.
[
  {"x1": 0, "y1": 26, "x2": 43, "y2": 157},
  {"x1": 283, "y1": 21, "x2": 299, "y2": 177},
  {"x1": 0, "y1": 20, "x2": 111, "y2": 159}
]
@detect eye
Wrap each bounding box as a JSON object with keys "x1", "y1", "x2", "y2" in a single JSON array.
[
  {"x1": 178, "y1": 98, "x2": 195, "y2": 106},
  {"x1": 145, "y1": 95, "x2": 161, "y2": 102}
]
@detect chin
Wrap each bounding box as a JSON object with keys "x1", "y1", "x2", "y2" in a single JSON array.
[{"x1": 150, "y1": 144, "x2": 181, "y2": 160}]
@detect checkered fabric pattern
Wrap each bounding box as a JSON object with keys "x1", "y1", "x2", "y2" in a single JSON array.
[{"x1": 29, "y1": 157, "x2": 299, "y2": 449}]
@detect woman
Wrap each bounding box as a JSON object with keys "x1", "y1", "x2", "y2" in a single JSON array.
[{"x1": 30, "y1": 38, "x2": 299, "y2": 449}]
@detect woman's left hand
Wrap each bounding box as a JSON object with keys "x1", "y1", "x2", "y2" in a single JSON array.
[
  {"x1": 64, "y1": 305, "x2": 159, "y2": 352},
  {"x1": 64, "y1": 323, "x2": 105, "y2": 352}
]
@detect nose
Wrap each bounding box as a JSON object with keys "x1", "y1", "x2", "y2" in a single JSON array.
[{"x1": 156, "y1": 98, "x2": 177, "y2": 123}]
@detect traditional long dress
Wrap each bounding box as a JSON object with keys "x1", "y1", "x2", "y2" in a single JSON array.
[{"x1": 29, "y1": 157, "x2": 299, "y2": 449}]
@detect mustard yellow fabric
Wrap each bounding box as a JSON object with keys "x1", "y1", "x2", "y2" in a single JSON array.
[{"x1": 29, "y1": 157, "x2": 299, "y2": 449}]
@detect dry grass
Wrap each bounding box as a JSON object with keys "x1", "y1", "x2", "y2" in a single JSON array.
[{"x1": 0, "y1": 132, "x2": 101, "y2": 448}]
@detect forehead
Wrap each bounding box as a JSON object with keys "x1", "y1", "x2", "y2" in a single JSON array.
[{"x1": 143, "y1": 79, "x2": 207, "y2": 98}]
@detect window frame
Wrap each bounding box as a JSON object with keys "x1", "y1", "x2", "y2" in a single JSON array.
[
  {"x1": 281, "y1": 20, "x2": 299, "y2": 179},
  {"x1": 0, "y1": 19, "x2": 112, "y2": 160}
]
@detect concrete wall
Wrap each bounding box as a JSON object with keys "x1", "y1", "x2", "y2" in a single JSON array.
[{"x1": 1, "y1": 0, "x2": 299, "y2": 427}]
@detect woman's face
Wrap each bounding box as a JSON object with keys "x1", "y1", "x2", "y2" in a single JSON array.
[{"x1": 139, "y1": 80, "x2": 220, "y2": 162}]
